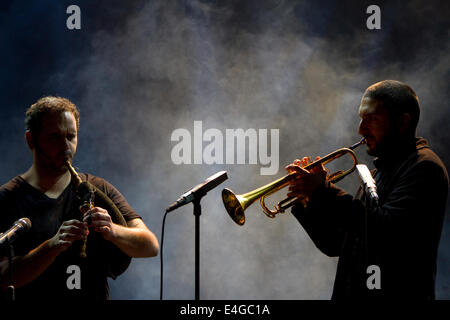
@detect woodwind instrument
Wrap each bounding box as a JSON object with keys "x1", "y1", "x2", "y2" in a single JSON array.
[{"x1": 64, "y1": 160, "x2": 132, "y2": 276}]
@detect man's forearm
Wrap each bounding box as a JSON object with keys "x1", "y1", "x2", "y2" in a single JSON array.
[
  {"x1": 0, "y1": 239, "x2": 61, "y2": 289},
  {"x1": 107, "y1": 223, "x2": 159, "y2": 258}
]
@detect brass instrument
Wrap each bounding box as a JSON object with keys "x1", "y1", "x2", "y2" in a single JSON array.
[
  {"x1": 222, "y1": 139, "x2": 366, "y2": 225},
  {"x1": 66, "y1": 160, "x2": 94, "y2": 258}
]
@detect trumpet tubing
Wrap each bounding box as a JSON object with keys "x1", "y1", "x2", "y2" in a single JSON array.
[{"x1": 222, "y1": 138, "x2": 365, "y2": 225}]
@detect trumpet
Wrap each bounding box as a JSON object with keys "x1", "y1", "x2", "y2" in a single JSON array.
[{"x1": 222, "y1": 138, "x2": 366, "y2": 225}]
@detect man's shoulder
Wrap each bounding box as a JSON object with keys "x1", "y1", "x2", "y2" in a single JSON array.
[
  {"x1": 416, "y1": 143, "x2": 447, "y2": 173},
  {"x1": 81, "y1": 173, "x2": 107, "y2": 186},
  {"x1": 407, "y1": 142, "x2": 449, "y2": 185},
  {"x1": 0, "y1": 176, "x2": 26, "y2": 196},
  {"x1": 0, "y1": 177, "x2": 26, "y2": 226},
  {"x1": 79, "y1": 173, "x2": 141, "y2": 221},
  {"x1": 79, "y1": 173, "x2": 120, "y2": 195}
]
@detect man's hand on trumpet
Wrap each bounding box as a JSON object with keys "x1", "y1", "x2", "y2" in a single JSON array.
[{"x1": 285, "y1": 156, "x2": 328, "y2": 205}]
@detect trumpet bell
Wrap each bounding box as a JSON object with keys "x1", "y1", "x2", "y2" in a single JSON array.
[{"x1": 222, "y1": 188, "x2": 246, "y2": 226}]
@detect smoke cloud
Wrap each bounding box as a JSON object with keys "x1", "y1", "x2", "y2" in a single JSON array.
[{"x1": 0, "y1": 0, "x2": 449, "y2": 299}]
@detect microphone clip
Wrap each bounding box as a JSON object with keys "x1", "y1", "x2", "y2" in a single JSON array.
[{"x1": 356, "y1": 164, "x2": 379, "y2": 208}]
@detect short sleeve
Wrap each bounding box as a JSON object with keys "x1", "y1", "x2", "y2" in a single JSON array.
[{"x1": 83, "y1": 174, "x2": 142, "y2": 222}]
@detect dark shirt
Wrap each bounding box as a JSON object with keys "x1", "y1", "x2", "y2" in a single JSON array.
[
  {"x1": 292, "y1": 138, "x2": 449, "y2": 299},
  {"x1": 0, "y1": 173, "x2": 141, "y2": 300}
]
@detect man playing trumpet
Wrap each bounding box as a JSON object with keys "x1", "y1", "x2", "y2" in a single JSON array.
[
  {"x1": 286, "y1": 80, "x2": 448, "y2": 299},
  {"x1": 0, "y1": 96, "x2": 159, "y2": 299}
]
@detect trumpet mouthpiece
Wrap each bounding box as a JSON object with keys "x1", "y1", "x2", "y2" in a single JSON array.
[{"x1": 349, "y1": 138, "x2": 366, "y2": 150}]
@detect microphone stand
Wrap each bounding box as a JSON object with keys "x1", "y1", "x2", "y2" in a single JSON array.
[
  {"x1": 164, "y1": 171, "x2": 227, "y2": 300},
  {"x1": 363, "y1": 184, "x2": 380, "y2": 293},
  {"x1": 192, "y1": 190, "x2": 206, "y2": 300},
  {"x1": 6, "y1": 239, "x2": 15, "y2": 301}
]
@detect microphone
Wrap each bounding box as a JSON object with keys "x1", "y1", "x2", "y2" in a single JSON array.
[
  {"x1": 0, "y1": 218, "x2": 32, "y2": 247},
  {"x1": 356, "y1": 164, "x2": 379, "y2": 205},
  {"x1": 166, "y1": 171, "x2": 228, "y2": 213}
]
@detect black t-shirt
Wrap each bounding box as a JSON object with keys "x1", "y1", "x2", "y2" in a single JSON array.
[{"x1": 0, "y1": 173, "x2": 141, "y2": 300}]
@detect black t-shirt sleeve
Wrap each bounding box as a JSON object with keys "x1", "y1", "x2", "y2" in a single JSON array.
[
  {"x1": 84, "y1": 174, "x2": 142, "y2": 223},
  {"x1": 0, "y1": 177, "x2": 27, "y2": 235}
]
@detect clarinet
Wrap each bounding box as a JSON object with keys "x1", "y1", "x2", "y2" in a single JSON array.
[
  {"x1": 65, "y1": 160, "x2": 93, "y2": 258},
  {"x1": 65, "y1": 160, "x2": 132, "y2": 276}
]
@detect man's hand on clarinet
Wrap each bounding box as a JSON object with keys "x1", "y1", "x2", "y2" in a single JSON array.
[
  {"x1": 83, "y1": 207, "x2": 116, "y2": 241},
  {"x1": 285, "y1": 156, "x2": 327, "y2": 204},
  {"x1": 49, "y1": 220, "x2": 89, "y2": 252}
]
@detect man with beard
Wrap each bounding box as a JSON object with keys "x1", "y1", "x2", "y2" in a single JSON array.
[
  {"x1": 0, "y1": 96, "x2": 159, "y2": 300},
  {"x1": 286, "y1": 80, "x2": 448, "y2": 299}
]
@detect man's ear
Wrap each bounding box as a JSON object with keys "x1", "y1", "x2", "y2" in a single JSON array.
[
  {"x1": 397, "y1": 113, "x2": 412, "y2": 135},
  {"x1": 25, "y1": 130, "x2": 35, "y2": 150}
]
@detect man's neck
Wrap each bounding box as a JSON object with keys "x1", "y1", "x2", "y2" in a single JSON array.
[
  {"x1": 379, "y1": 135, "x2": 416, "y2": 158},
  {"x1": 375, "y1": 136, "x2": 417, "y2": 170},
  {"x1": 21, "y1": 164, "x2": 72, "y2": 198}
]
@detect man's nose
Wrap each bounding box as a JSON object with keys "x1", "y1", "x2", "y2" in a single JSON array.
[{"x1": 358, "y1": 119, "x2": 367, "y2": 136}]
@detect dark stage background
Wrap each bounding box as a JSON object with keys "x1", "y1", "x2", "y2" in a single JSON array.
[{"x1": 0, "y1": 0, "x2": 449, "y2": 299}]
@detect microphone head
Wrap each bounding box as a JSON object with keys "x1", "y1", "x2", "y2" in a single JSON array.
[
  {"x1": 0, "y1": 218, "x2": 32, "y2": 247},
  {"x1": 17, "y1": 218, "x2": 32, "y2": 231}
]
